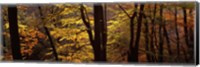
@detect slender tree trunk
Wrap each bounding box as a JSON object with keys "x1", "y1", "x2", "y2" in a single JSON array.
[
  {"x1": 43, "y1": 27, "x2": 58, "y2": 60},
  {"x1": 149, "y1": 4, "x2": 157, "y2": 62},
  {"x1": 117, "y1": 4, "x2": 139, "y2": 62},
  {"x1": 182, "y1": 7, "x2": 194, "y2": 63},
  {"x1": 8, "y1": 6, "x2": 22, "y2": 60},
  {"x1": 128, "y1": 4, "x2": 138, "y2": 62},
  {"x1": 80, "y1": 4, "x2": 98, "y2": 61},
  {"x1": 182, "y1": 7, "x2": 190, "y2": 50},
  {"x1": 3, "y1": 36, "x2": 6, "y2": 47},
  {"x1": 163, "y1": 20, "x2": 172, "y2": 58},
  {"x1": 80, "y1": 4, "x2": 94, "y2": 47},
  {"x1": 143, "y1": 14, "x2": 151, "y2": 62},
  {"x1": 174, "y1": 7, "x2": 180, "y2": 62},
  {"x1": 38, "y1": 6, "x2": 58, "y2": 61},
  {"x1": 181, "y1": 45, "x2": 189, "y2": 62},
  {"x1": 158, "y1": 5, "x2": 164, "y2": 62},
  {"x1": 101, "y1": 4, "x2": 107, "y2": 61},
  {"x1": 188, "y1": 27, "x2": 194, "y2": 63},
  {"x1": 132, "y1": 4, "x2": 144, "y2": 62}
]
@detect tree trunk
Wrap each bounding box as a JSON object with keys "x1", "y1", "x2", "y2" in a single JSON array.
[
  {"x1": 158, "y1": 5, "x2": 164, "y2": 62},
  {"x1": 38, "y1": 6, "x2": 58, "y2": 61},
  {"x1": 8, "y1": 6, "x2": 22, "y2": 60},
  {"x1": 174, "y1": 7, "x2": 180, "y2": 62},
  {"x1": 182, "y1": 7, "x2": 194, "y2": 63},
  {"x1": 93, "y1": 4, "x2": 107, "y2": 61},
  {"x1": 44, "y1": 27, "x2": 58, "y2": 60},
  {"x1": 80, "y1": 4, "x2": 94, "y2": 47},
  {"x1": 128, "y1": 4, "x2": 138, "y2": 62},
  {"x1": 143, "y1": 14, "x2": 151, "y2": 62},
  {"x1": 163, "y1": 20, "x2": 172, "y2": 58},
  {"x1": 149, "y1": 4, "x2": 157, "y2": 62},
  {"x1": 131, "y1": 4, "x2": 144, "y2": 62},
  {"x1": 101, "y1": 4, "x2": 107, "y2": 61}
]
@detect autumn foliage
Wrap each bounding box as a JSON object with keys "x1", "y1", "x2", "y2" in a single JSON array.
[{"x1": 1, "y1": 2, "x2": 196, "y2": 64}]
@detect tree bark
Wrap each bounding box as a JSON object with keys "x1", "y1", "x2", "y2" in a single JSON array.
[
  {"x1": 149, "y1": 4, "x2": 157, "y2": 62},
  {"x1": 8, "y1": 6, "x2": 22, "y2": 60},
  {"x1": 93, "y1": 4, "x2": 107, "y2": 61},
  {"x1": 101, "y1": 4, "x2": 107, "y2": 61},
  {"x1": 174, "y1": 7, "x2": 180, "y2": 62},
  {"x1": 143, "y1": 14, "x2": 151, "y2": 62},
  {"x1": 80, "y1": 4, "x2": 107, "y2": 62},
  {"x1": 158, "y1": 5, "x2": 164, "y2": 62},
  {"x1": 128, "y1": 4, "x2": 138, "y2": 62},
  {"x1": 182, "y1": 7, "x2": 194, "y2": 63},
  {"x1": 131, "y1": 4, "x2": 145, "y2": 62},
  {"x1": 38, "y1": 6, "x2": 58, "y2": 61},
  {"x1": 80, "y1": 4, "x2": 94, "y2": 48},
  {"x1": 163, "y1": 19, "x2": 172, "y2": 58}
]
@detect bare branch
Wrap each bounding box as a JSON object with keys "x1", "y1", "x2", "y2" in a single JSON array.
[{"x1": 117, "y1": 4, "x2": 131, "y2": 19}]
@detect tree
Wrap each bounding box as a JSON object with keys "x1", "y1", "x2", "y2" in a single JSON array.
[
  {"x1": 182, "y1": 5, "x2": 194, "y2": 63},
  {"x1": 149, "y1": 4, "x2": 157, "y2": 62},
  {"x1": 158, "y1": 4, "x2": 164, "y2": 62},
  {"x1": 174, "y1": 6, "x2": 180, "y2": 62},
  {"x1": 93, "y1": 3, "x2": 107, "y2": 61},
  {"x1": 8, "y1": 5, "x2": 22, "y2": 60},
  {"x1": 163, "y1": 12, "x2": 172, "y2": 59},
  {"x1": 38, "y1": 6, "x2": 58, "y2": 61},
  {"x1": 143, "y1": 13, "x2": 151, "y2": 62},
  {"x1": 80, "y1": 4, "x2": 107, "y2": 62},
  {"x1": 132, "y1": 4, "x2": 144, "y2": 62}
]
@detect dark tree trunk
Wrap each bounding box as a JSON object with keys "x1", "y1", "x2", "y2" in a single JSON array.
[
  {"x1": 80, "y1": 4, "x2": 107, "y2": 62},
  {"x1": 174, "y1": 7, "x2": 180, "y2": 62},
  {"x1": 80, "y1": 4, "x2": 94, "y2": 47},
  {"x1": 158, "y1": 5, "x2": 164, "y2": 62},
  {"x1": 182, "y1": 7, "x2": 190, "y2": 50},
  {"x1": 149, "y1": 4, "x2": 157, "y2": 62},
  {"x1": 101, "y1": 4, "x2": 107, "y2": 61},
  {"x1": 93, "y1": 4, "x2": 107, "y2": 61},
  {"x1": 38, "y1": 6, "x2": 58, "y2": 61},
  {"x1": 117, "y1": 4, "x2": 139, "y2": 62},
  {"x1": 188, "y1": 28, "x2": 194, "y2": 63},
  {"x1": 128, "y1": 4, "x2": 138, "y2": 62},
  {"x1": 8, "y1": 6, "x2": 22, "y2": 60},
  {"x1": 3, "y1": 36, "x2": 6, "y2": 47},
  {"x1": 44, "y1": 27, "x2": 58, "y2": 61},
  {"x1": 131, "y1": 4, "x2": 144, "y2": 62},
  {"x1": 163, "y1": 20, "x2": 172, "y2": 57},
  {"x1": 182, "y1": 7, "x2": 194, "y2": 63}
]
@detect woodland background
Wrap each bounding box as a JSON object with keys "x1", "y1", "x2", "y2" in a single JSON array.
[{"x1": 1, "y1": 2, "x2": 196, "y2": 64}]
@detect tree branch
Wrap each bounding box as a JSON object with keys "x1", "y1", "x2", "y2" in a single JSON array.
[{"x1": 117, "y1": 4, "x2": 131, "y2": 19}]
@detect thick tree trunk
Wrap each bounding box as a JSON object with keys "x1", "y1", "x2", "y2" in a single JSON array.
[
  {"x1": 8, "y1": 6, "x2": 22, "y2": 60},
  {"x1": 93, "y1": 4, "x2": 107, "y2": 61},
  {"x1": 131, "y1": 4, "x2": 144, "y2": 62}
]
